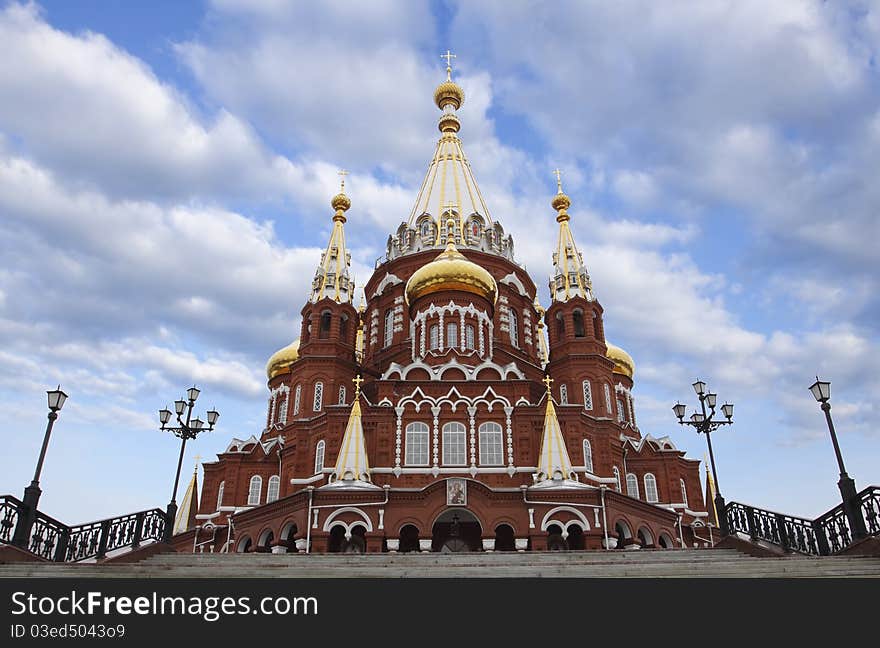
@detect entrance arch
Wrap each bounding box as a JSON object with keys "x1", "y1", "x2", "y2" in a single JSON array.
[{"x1": 431, "y1": 509, "x2": 482, "y2": 552}]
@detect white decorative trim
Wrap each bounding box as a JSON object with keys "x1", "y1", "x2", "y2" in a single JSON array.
[
  {"x1": 540, "y1": 506, "x2": 591, "y2": 532},
  {"x1": 322, "y1": 507, "x2": 374, "y2": 533},
  {"x1": 500, "y1": 272, "x2": 528, "y2": 297},
  {"x1": 372, "y1": 273, "x2": 403, "y2": 298},
  {"x1": 380, "y1": 358, "x2": 525, "y2": 382}
]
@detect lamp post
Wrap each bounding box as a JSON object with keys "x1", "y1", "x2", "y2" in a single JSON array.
[
  {"x1": 673, "y1": 380, "x2": 734, "y2": 535},
  {"x1": 159, "y1": 386, "x2": 218, "y2": 541},
  {"x1": 808, "y1": 377, "x2": 867, "y2": 540},
  {"x1": 12, "y1": 386, "x2": 68, "y2": 548}
]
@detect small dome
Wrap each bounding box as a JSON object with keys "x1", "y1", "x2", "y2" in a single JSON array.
[
  {"x1": 331, "y1": 192, "x2": 351, "y2": 213},
  {"x1": 405, "y1": 243, "x2": 496, "y2": 305},
  {"x1": 606, "y1": 342, "x2": 635, "y2": 379},
  {"x1": 266, "y1": 339, "x2": 300, "y2": 380},
  {"x1": 551, "y1": 192, "x2": 571, "y2": 213},
  {"x1": 434, "y1": 80, "x2": 464, "y2": 111}
]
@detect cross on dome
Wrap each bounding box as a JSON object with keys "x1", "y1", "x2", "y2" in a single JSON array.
[
  {"x1": 441, "y1": 49, "x2": 456, "y2": 79},
  {"x1": 352, "y1": 374, "x2": 364, "y2": 397},
  {"x1": 543, "y1": 375, "x2": 554, "y2": 393},
  {"x1": 553, "y1": 168, "x2": 564, "y2": 194},
  {"x1": 338, "y1": 169, "x2": 349, "y2": 192}
]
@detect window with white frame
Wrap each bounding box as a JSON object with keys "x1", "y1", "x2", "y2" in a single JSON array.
[
  {"x1": 465, "y1": 324, "x2": 475, "y2": 350},
  {"x1": 429, "y1": 324, "x2": 439, "y2": 350},
  {"x1": 293, "y1": 385, "x2": 301, "y2": 416},
  {"x1": 479, "y1": 422, "x2": 504, "y2": 466},
  {"x1": 582, "y1": 439, "x2": 593, "y2": 473},
  {"x1": 509, "y1": 309, "x2": 519, "y2": 347},
  {"x1": 604, "y1": 383, "x2": 612, "y2": 414},
  {"x1": 313, "y1": 382, "x2": 323, "y2": 411},
  {"x1": 612, "y1": 466, "x2": 621, "y2": 492},
  {"x1": 446, "y1": 322, "x2": 458, "y2": 349},
  {"x1": 384, "y1": 309, "x2": 394, "y2": 347},
  {"x1": 405, "y1": 422, "x2": 430, "y2": 466},
  {"x1": 680, "y1": 478, "x2": 688, "y2": 506},
  {"x1": 247, "y1": 475, "x2": 262, "y2": 506},
  {"x1": 278, "y1": 392, "x2": 289, "y2": 424},
  {"x1": 338, "y1": 385, "x2": 346, "y2": 405},
  {"x1": 644, "y1": 473, "x2": 658, "y2": 503},
  {"x1": 560, "y1": 384, "x2": 568, "y2": 405},
  {"x1": 267, "y1": 396, "x2": 274, "y2": 426},
  {"x1": 442, "y1": 422, "x2": 467, "y2": 466},
  {"x1": 216, "y1": 481, "x2": 225, "y2": 510},
  {"x1": 626, "y1": 472, "x2": 639, "y2": 499},
  {"x1": 267, "y1": 475, "x2": 280, "y2": 503},
  {"x1": 314, "y1": 440, "x2": 325, "y2": 474},
  {"x1": 582, "y1": 380, "x2": 593, "y2": 410},
  {"x1": 617, "y1": 398, "x2": 626, "y2": 423}
]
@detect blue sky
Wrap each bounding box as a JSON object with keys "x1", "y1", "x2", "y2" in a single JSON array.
[{"x1": 1, "y1": 0, "x2": 877, "y2": 524}]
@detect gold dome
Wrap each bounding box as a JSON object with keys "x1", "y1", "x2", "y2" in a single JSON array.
[
  {"x1": 606, "y1": 342, "x2": 635, "y2": 379},
  {"x1": 331, "y1": 192, "x2": 351, "y2": 213},
  {"x1": 434, "y1": 80, "x2": 464, "y2": 111},
  {"x1": 266, "y1": 339, "x2": 300, "y2": 380},
  {"x1": 438, "y1": 112, "x2": 461, "y2": 134},
  {"x1": 551, "y1": 192, "x2": 571, "y2": 214},
  {"x1": 405, "y1": 243, "x2": 496, "y2": 305}
]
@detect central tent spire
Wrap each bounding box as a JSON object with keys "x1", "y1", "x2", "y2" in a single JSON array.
[
  {"x1": 310, "y1": 171, "x2": 353, "y2": 303},
  {"x1": 408, "y1": 51, "x2": 494, "y2": 240},
  {"x1": 549, "y1": 169, "x2": 594, "y2": 303}
]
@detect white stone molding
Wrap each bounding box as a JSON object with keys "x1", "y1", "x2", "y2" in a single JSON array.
[
  {"x1": 322, "y1": 507, "x2": 374, "y2": 533},
  {"x1": 515, "y1": 538, "x2": 528, "y2": 552},
  {"x1": 419, "y1": 538, "x2": 432, "y2": 553},
  {"x1": 386, "y1": 539, "x2": 400, "y2": 552},
  {"x1": 540, "y1": 506, "x2": 591, "y2": 532},
  {"x1": 371, "y1": 272, "x2": 403, "y2": 298},
  {"x1": 380, "y1": 358, "x2": 525, "y2": 382},
  {"x1": 482, "y1": 538, "x2": 496, "y2": 552}
]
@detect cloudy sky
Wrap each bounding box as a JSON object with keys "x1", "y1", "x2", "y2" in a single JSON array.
[{"x1": 1, "y1": 0, "x2": 877, "y2": 524}]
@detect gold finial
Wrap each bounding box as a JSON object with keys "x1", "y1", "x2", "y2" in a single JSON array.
[
  {"x1": 193, "y1": 454, "x2": 201, "y2": 473},
  {"x1": 352, "y1": 374, "x2": 364, "y2": 397},
  {"x1": 551, "y1": 167, "x2": 571, "y2": 218},
  {"x1": 331, "y1": 169, "x2": 351, "y2": 215},
  {"x1": 338, "y1": 169, "x2": 349, "y2": 192},
  {"x1": 543, "y1": 374, "x2": 554, "y2": 394},
  {"x1": 553, "y1": 168, "x2": 563, "y2": 194},
  {"x1": 441, "y1": 49, "x2": 456, "y2": 80}
]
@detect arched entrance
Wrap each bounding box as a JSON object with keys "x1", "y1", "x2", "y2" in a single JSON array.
[
  {"x1": 432, "y1": 509, "x2": 482, "y2": 552},
  {"x1": 399, "y1": 524, "x2": 420, "y2": 553}
]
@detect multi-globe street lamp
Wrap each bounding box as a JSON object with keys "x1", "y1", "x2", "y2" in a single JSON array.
[
  {"x1": 12, "y1": 386, "x2": 68, "y2": 548},
  {"x1": 158, "y1": 386, "x2": 218, "y2": 541},
  {"x1": 808, "y1": 377, "x2": 867, "y2": 540},
  {"x1": 673, "y1": 379, "x2": 734, "y2": 535}
]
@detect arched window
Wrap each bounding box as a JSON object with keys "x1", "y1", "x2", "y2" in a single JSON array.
[
  {"x1": 680, "y1": 478, "x2": 688, "y2": 506},
  {"x1": 429, "y1": 324, "x2": 439, "y2": 350},
  {"x1": 644, "y1": 473, "x2": 658, "y2": 503},
  {"x1": 340, "y1": 314, "x2": 349, "y2": 340},
  {"x1": 556, "y1": 312, "x2": 565, "y2": 339},
  {"x1": 319, "y1": 311, "x2": 332, "y2": 339},
  {"x1": 573, "y1": 309, "x2": 585, "y2": 337},
  {"x1": 626, "y1": 473, "x2": 639, "y2": 499},
  {"x1": 617, "y1": 398, "x2": 626, "y2": 423},
  {"x1": 267, "y1": 475, "x2": 280, "y2": 503},
  {"x1": 446, "y1": 322, "x2": 458, "y2": 349},
  {"x1": 612, "y1": 467, "x2": 621, "y2": 492},
  {"x1": 313, "y1": 382, "x2": 323, "y2": 411},
  {"x1": 509, "y1": 310, "x2": 519, "y2": 348},
  {"x1": 247, "y1": 475, "x2": 262, "y2": 506},
  {"x1": 293, "y1": 385, "x2": 302, "y2": 416},
  {"x1": 405, "y1": 422, "x2": 429, "y2": 466},
  {"x1": 314, "y1": 440, "x2": 325, "y2": 474},
  {"x1": 465, "y1": 324, "x2": 475, "y2": 350},
  {"x1": 216, "y1": 481, "x2": 225, "y2": 510},
  {"x1": 278, "y1": 391, "x2": 288, "y2": 425},
  {"x1": 559, "y1": 384, "x2": 568, "y2": 405},
  {"x1": 604, "y1": 383, "x2": 612, "y2": 414},
  {"x1": 479, "y1": 422, "x2": 504, "y2": 466},
  {"x1": 582, "y1": 380, "x2": 593, "y2": 410},
  {"x1": 582, "y1": 439, "x2": 593, "y2": 473},
  {"x1": 338, "y1": 385, "x2": 346, "y2": 405},
  {"x1": 383, "y1": 309, "x2": 394, "y2": 347},
  {"x1": 442, "y1": 422, "x2": 467, "y2": 466}
]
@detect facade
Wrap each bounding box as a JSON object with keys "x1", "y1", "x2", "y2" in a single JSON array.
[{"x1": 179, "y1": 62, "x2": 713, "y2": 555}]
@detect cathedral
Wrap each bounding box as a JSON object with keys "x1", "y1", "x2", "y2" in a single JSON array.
[{"x1": 176, "y1": 59, "x2": 713, "y2": 555}]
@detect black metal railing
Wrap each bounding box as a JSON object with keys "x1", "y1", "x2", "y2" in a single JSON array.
[
  {"x1": 725, "y1": 485, "x2": 879, "y2": 556},
  {"x1": 0, "y1": 494, "x2": 167, "y2": 562}
]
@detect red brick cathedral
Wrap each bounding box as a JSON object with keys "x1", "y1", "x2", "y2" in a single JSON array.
[{"x1": 179, "y1": 61, "x2": 714, "y2": 555}]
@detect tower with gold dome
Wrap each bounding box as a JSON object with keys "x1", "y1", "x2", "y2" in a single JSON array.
[{"x1": 186, "y1": 54, "x2": 710, "y2": 556}]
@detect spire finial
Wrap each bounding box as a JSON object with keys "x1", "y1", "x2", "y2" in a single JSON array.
[
  {"x1": 352, "y1": 374, "x2": 364, "y2": 398},
  {"x1": 193, "y1": 454, "x2": 201, "y2": 473},
  {"x1": 543, "y1": 374, "x2": 554, "y2": 394},
  {"x1": 441, "y1": 49, "x2": 456, "y2": 80},
  {"x1": 338, "y1": 169, "x2": 349, "y2": 192},
  {"x1": 553, "y1": 168, "x2": 563, "y2": 194}
]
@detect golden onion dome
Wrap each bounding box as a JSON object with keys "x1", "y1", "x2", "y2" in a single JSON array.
[
  {"x1": 434, "y1": 80, "x2": 464, "y2": 111},
  {"x1": 266, "y1": 339, "x2": 300, "y2": 380},
  {"x1": 331, "y1": 191, "x2": 351, "y2": 213},
  {"x1": 551, "y1": 192, "x2": 571, "y2": 214},
  {"x1": 606, "y1": 342, "x2": 635, "y2": 379},
  {"x1": 405, "y1": 242, "x2": 496, "y2": 306}
]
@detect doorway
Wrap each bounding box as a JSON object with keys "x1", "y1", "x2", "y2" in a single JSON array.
[{"x1": 431, "y1": 508, "x2": 482, "y2": 552}]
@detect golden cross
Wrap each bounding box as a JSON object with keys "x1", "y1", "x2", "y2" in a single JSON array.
[
  {"x1": 193, "y1": 454, "x2": 201, "y2": 471},
  {"x1": 542, "y1": 375, "x2": 554, "y2": 393},
  {"x1": 553, "y1": 168, "x2": 563, "y2": 194},
  {"x1": 338, "y1": 169, "x2": 349, "y2": 191},
  {"x1": 441, "y1": 49, "x2": 456, "y2": 79},
  {"x1": 352, "y1": 374, "x2": 364, "y2": 396}
]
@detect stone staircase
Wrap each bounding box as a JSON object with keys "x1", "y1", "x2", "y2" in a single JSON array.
[{"x1": 2, "y1": 548, "x2": 880, "y2": 578}]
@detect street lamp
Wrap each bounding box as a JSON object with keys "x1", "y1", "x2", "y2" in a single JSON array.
[
  {"x1": 808, "y1": 377, "x2": 867, "y2": 540},
  {"x1": 159, "y1": 386, "x2": 219, "y2": 541},
  {"x1": 673, "y1": 379, "x2": 734, "y2": 535},
  {"x1": 12, "y1": 386, "x2": 69, "y2": 548}
]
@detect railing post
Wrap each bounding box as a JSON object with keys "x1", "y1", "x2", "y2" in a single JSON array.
[
  {"x1": 745, "y1": 505, "x2": 757, "y2": 539},
  {"x1": 812, "y1": 519, "x2": 830, "y2": 556},
  {"x1": 11, "y1": 498, "x2": 35, "y2": 550},
  {"x1": 53, "y1": 527, "x2": 70, "y2": 562},
  {"x1": 775, "y1": 513, "x2": 790, "y2": 553},
  {"x1": 96, "y1": 519, "x2": 110, "y2": 559},
  {"x1": 132, "y1": 512, "x2": 144, "y2": 550}
]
